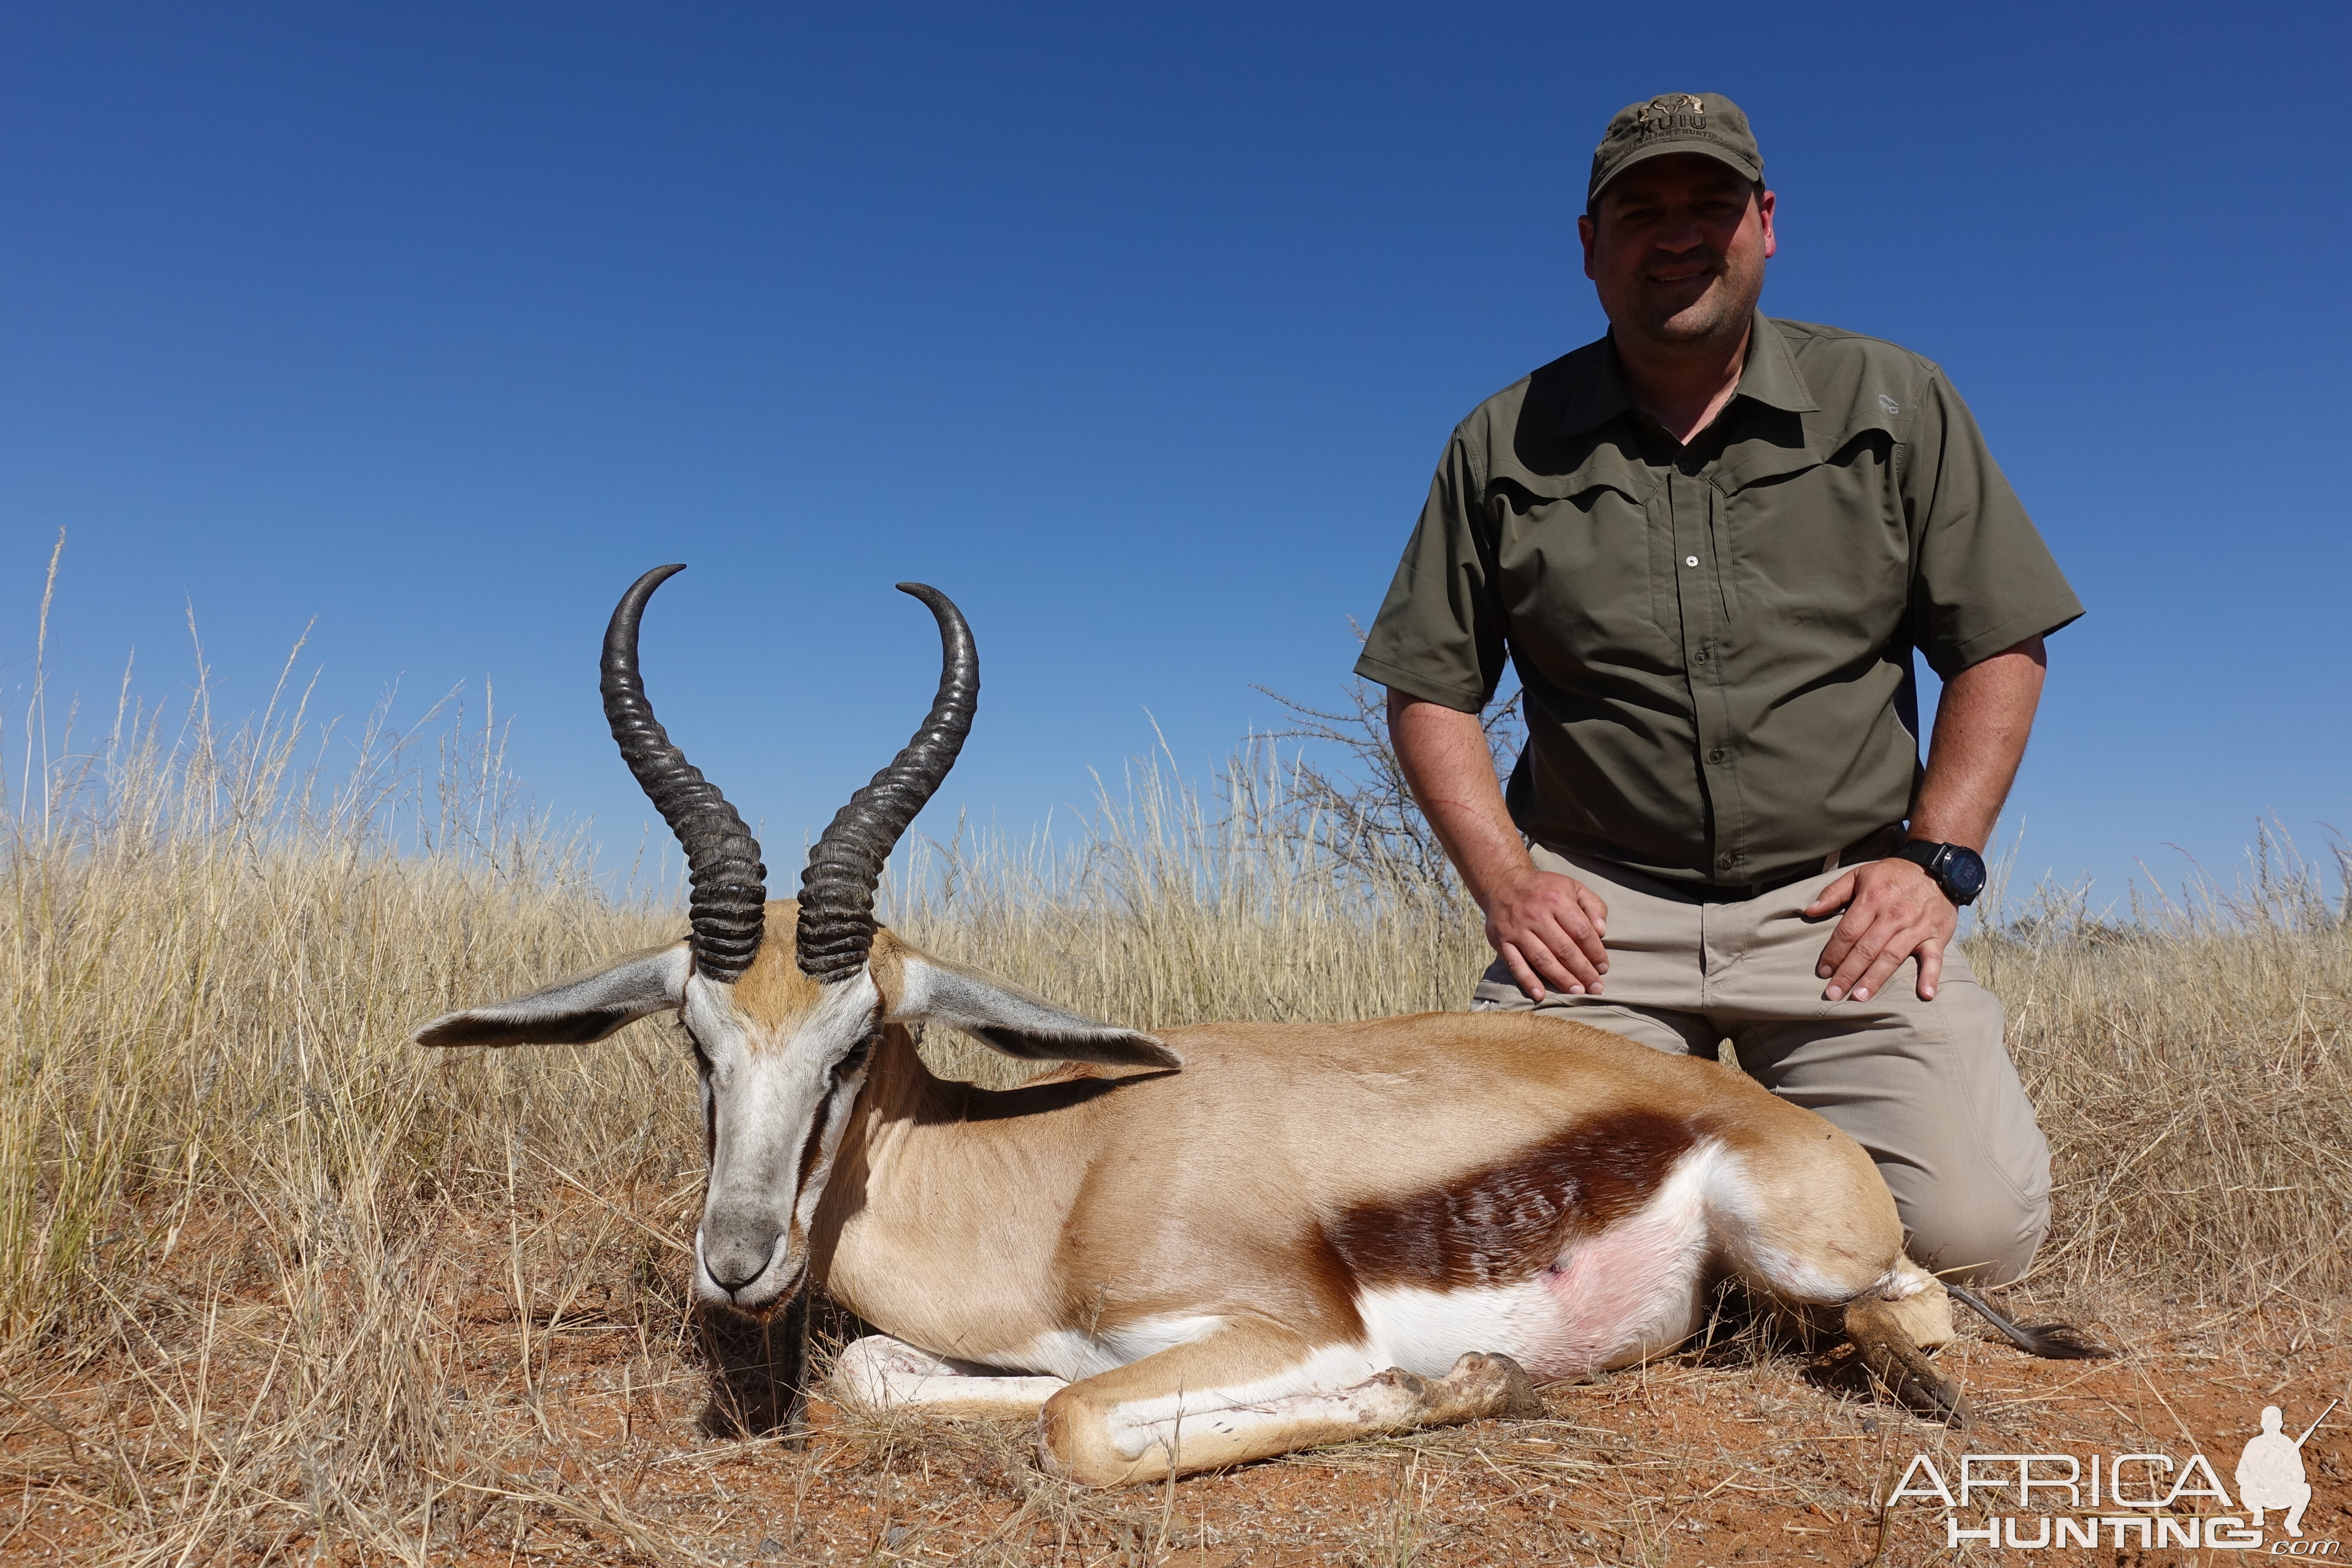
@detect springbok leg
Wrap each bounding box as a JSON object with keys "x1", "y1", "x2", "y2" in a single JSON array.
[
  {"x1": 1845, "y1": 1296, "x2": 1969, "y2": 1427},
  {"x1": 830, "y1": 1334, "x2": 1069, "y2": 1420},
  {"x1": 1038, "y1": 1320, "x2": 1540, "y2": 1488}
]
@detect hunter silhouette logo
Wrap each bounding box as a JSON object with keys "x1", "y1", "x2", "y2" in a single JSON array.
[
  {"x1": 2239, "y1": 1399, "x2": 2335, "y2": 1537},
  {"x1": 1886, "y1": 1397, "x2": 2340, "y2": 1551}
]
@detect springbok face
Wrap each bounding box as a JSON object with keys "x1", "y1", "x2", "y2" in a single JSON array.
[{"x1": 415, "y1": 566, "x2": 1174, "y2": 1314}]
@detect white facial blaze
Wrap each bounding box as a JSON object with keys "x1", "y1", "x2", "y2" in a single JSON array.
[{"x1": 688, "y1": 968, "x2": 882, "y2": 1308}]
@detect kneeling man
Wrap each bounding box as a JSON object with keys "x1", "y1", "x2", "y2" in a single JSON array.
[{"x1": 1360, "y1": 92, "x2": 2082, "y2": 1282}]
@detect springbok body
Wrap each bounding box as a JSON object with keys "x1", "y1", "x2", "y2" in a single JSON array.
[
  {"x1": 418, "y1": 566, "x2": 2100, "y2": 1487},
  {"x1": 810, "y1": 941, "x2": 1963, "y2": 1483}
]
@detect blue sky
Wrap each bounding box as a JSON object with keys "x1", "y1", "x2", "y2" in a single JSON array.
[{"x1": 4, "y1": 2, "x2": 2346, "y2": 908}]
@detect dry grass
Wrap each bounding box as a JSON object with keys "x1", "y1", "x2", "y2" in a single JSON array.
[
  {"x1": 1975, "y1": 836, "x2": 2352, "y2": 1312},
  {"x1": 2, "y1": 566, "x2": 2346, "y2": 1562}
]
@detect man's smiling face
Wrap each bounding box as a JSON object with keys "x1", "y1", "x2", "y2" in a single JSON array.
[{"x1": 1579, "y1": 153, "x2": 1776, "y2": 352}]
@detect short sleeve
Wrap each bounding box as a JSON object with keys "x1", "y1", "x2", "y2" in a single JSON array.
[
  {"x1": 1902, "y1": 369, "x2": 2085, "y2": 679},
  {"x1": 1354, "y1": 427, "x2": 1510, "y2": 712}
]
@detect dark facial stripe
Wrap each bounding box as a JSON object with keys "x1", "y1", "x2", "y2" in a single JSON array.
[
  {"x1": 1322, "y1": 1110, "x2": 1699, "y2": 1290},
  {"x1": 700, "y1": 1075, "x2": 716, "y2": 1167},
  {"x1": 795, "y1": 1096, "x2": 834, "y2": 1192}
]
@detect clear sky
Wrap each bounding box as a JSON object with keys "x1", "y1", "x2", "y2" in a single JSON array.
[{"x1": 5, "y1": 2, "x2": 2346, "y2": 910}]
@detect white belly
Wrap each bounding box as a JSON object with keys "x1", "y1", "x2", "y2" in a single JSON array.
[
  {"x1": 1357, "y1": 1143, "x2": 1722, "y2": 1380},
  {"x1": 970, "y1": 1313, "x2": 1230, "y2": 1382}
]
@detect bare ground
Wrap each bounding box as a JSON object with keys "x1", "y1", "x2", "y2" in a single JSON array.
[{"x1": 4, "y1": 1197, "x2": 2346, "y2": 1567}]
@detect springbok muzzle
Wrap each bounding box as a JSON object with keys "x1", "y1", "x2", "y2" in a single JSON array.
[{"x1": 700, "y1": 1207, "x2": 785, "y2": 1298}]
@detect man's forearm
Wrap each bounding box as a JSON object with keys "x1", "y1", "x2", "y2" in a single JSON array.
[
  {"x1": 1908, "y1": 636, "x2": 2047, "y2": 850},
  {"x1": 1387, "y1": 691, "x2": 1530, "y2": 906},
  {"x1": 1389, "y1": 688, "x2": 1611, "y2": 997},
  {"x1": 1810, "y1": 636, "x2": 2045, "y2": 1004}
]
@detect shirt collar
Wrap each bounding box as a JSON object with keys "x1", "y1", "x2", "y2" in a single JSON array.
[
  {"x1": 1550, "y1": 341, "x2": 1637, "y2": 442},
  {"x1": 1735, "y1": 312, "x2": 1819, "y2": 415},
  {"x1": 1553, "y1": 311, "x2": 1819, "y2": 444}
]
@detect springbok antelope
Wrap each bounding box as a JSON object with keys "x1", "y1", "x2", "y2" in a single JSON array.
[{"x1": 416, "y1": 565, "x2": 2104, "y2": 1487}]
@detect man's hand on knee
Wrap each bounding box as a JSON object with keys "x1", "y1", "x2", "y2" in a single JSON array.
[
  {"x1": 1483, "y1": 867, "x2": 1610, "y2": 1001},
  {"x1": 1804, "y1": 859, "x2": 1957, "y2": 1003}
]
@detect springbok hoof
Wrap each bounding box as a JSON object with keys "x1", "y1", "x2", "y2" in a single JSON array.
[{"x1": 1430, "y1": 1351, "x2": 1543, "y2": 1423}]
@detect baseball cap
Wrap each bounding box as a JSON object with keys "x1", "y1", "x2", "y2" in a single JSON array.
[{"x1": 1587, "y1": 92, "x2": 1764, "y2": 211}]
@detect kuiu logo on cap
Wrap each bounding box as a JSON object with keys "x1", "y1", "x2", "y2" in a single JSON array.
[{"x1": 1634, "y1": 95, "x2": 1709, "y2": 138}]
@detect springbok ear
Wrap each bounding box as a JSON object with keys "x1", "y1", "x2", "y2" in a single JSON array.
[
  {"x1": 413, "y1": 943, "x2": 692, "y2": 1048},
  {"x1": 890, "y1": 953, "x2": 1180, "y2": 1070}
]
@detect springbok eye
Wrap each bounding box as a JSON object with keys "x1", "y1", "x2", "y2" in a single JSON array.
[{"x1": 832, "y1": 1032, "x2": 878, "y2": 1083}]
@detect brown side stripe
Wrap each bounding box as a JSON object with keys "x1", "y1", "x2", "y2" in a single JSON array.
[{"x1": 1321, "y1": 1110, "x2": 1699, "y2": 1291}]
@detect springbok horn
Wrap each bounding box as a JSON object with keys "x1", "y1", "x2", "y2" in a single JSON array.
[
  {"x1": 601, "y1": 565, "x2": 767, "y2": 983},
  {"x1": 796, "y1": 584, "x2": 977, "y2": 982}
]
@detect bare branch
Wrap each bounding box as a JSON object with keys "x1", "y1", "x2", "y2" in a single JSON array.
[{"x1": 1251, "y1": 638, "x2": 1522, "y2": 901}]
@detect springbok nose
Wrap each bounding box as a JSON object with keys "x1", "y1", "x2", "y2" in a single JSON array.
[{"x1": 701, "y1": 1211, "x2": 782, "y2": 1294}]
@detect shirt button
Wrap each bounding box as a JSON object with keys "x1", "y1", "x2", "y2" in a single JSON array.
[
  {"x1": 1684, "y1": 555, "x2": 1699, "y2": 567},
  {"x1": 1709, "y1": 747, "x2": 1728, "y2": 763},
  {"x1": 1717, "y1": 851, "x2": 1738, "y2": 869},
  {"x1": 1693, "y1": 648, "x2": 1711, "y2": 664}
]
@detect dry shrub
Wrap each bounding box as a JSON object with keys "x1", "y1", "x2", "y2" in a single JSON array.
[{"x1": 1, "y1": 556, "x2": 2345, "y2": 1560}]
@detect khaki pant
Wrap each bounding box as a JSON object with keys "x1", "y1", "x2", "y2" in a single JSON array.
[{"x1": 1472, "y1": 845, "x2": 2050, "y2": 1283}]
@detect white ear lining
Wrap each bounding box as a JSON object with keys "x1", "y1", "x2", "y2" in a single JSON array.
[
  {"x1": 414, "y1": 942, "x2": 692, "y2": 1048},
  {"x1": 890, "y1": 953, "x2": 1180, "y2": 1070}
]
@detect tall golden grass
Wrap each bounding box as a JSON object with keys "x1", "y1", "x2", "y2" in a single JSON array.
[{"x1": 2, "y1": 574, "x2": 2346, "y2": 1560}]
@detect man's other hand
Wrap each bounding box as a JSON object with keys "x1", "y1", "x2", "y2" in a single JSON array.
[
  {"x1": 1485, "y1": 866, "x2": 1611, "y2": 1001},
  {"x1": 1804, "y1": 858, "x2": 1957, "y2": 1003}
]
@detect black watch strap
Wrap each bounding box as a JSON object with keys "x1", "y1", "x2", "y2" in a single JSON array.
[{"x1": 1896, "y1": 839, "x2": 1986, "y2": 907}]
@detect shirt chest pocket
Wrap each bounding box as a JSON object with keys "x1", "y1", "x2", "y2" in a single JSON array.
[
  {"x1": 1491, "y1": 481, "x2": 1679, "y2": 673},
  {"x1": 1718, "y1": 447, "x2": 1909, "y2": 648}
]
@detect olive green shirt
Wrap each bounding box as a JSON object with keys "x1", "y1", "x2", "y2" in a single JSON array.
[{"x1": 1357, "y1": 314, "x2": 2082, "y2": 890}]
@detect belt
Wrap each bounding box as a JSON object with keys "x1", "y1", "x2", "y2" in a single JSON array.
[{"x1": 1687, "y1": 823, "x2": 1906, "y2": 903}]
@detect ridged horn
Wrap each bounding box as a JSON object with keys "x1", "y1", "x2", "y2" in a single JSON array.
[
  {"x1": 601, "y1": 564, "x2": 766, "y2": 983},
  {"x1": 796, "y1": 584, "x2": 977, "y2": 981}
]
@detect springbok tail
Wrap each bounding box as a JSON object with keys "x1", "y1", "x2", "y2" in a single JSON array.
[{"x1": 1946, "y1": 1283, "x2": 2114, "y2": 1360}]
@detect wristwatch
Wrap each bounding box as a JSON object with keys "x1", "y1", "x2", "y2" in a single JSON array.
[{"x1": 1895, "y1": 839, "x2": 1987, "y2": 907}]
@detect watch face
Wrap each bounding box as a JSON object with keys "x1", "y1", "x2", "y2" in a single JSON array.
[{"x1": 1942, "y1": 846, "x2": 1988, "y2": 903}]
